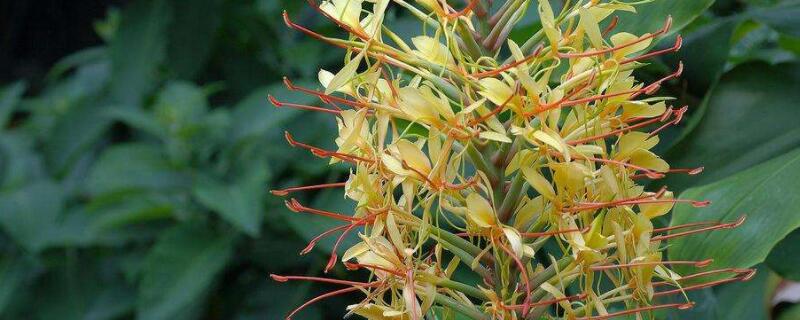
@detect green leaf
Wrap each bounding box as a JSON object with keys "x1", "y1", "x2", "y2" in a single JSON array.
[
  {"x1": 33, "y1": 255, "x2": 135, "y2": 320},
  {"x1": 765, "y1": 228, "x2": 800, "y2": 280},
  {"x1": 751, "y1": 1, "x2": 800, "y2": 38},
  {"x1": 662, "y1": 18, "x2": 738, "y2": 94},
  {"x1": 43, "y1": 101, "x2": 112, "y2": 176},
  {"x1": 88, "y1": 192, "x2": 176, "y2": 231},
  {"x1": 110, "y1": 0, "x2": 172, "y2": 107},
  {"x1": 45, "y1": 47, "x2": 107, "y2": 83},
  {"x1": 192, "y1": 173, "x2": 267, "y2": 237},
  {"x1": 663, "y1": 62, "x2": 800, "y2": 191},
  {"x1": 0, "y1": 255, "x2": 31, "y2": 315},
  {"x1": 614, "y1": 0, "x2": 715, "y2": 39},
  {"x1": 87, "y1": 143, "x2": 190, "y2": 196},
  {"x1": 137, "y1": 224, "x2": 235, "y2": 320},
  {"x1": 0, "y1": 81, "x2": 26, "y2": 128},
  {"x1": 714, "y1": 265, "x2": 774, "y2": 320},
  {"x1": 669, "y1": 147, "x2": 800, "y2": 275},
  {"x1": 154, "y1": 81, "x2": 209, "y2": 129},
  {"x1": 166, "y1": 0, "x2": 222, "y2": 79},
  {"x1": 0, "y1": 181, "x2": 64, "y2": 252},
  {"x1": 778, "y1": 303, "x2": 800, "y2": 320},
  {"x1": 0, "y1": 131, "x2": 45, "y2": 189}
]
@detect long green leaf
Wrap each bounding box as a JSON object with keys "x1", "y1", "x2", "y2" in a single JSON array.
[
  {"x1": 137, "y1": 224, "x2": 235, "y2": 320},
  {"x1": 765, "y1": 228, "x2": 800, "y2": 281},
  {"x1": 669, "y1": 147, "x2": 800, "y2": 274},
  {"x1": 0, "y1": 181, "x2": 64, "y2": 252},
  {"x1": 110, "y1": 0, "x2": 172, "y2": 107},
  {"x1": 663, "y1": 62, "x2": 800, "y2": 191},
  {"x1": 614, "y1": 0, "x2": 715, "y2": 39}
]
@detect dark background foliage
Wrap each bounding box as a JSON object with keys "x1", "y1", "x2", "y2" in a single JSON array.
[{"x1": 0, "y1": 0, "x2": 798, "y2": 319}]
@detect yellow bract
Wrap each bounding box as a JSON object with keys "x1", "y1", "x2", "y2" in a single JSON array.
[{"x1": 466, "y1": 193, "x2": 496, "y2": 229}]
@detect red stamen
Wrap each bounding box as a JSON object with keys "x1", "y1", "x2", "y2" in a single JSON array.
[
  {"x1": 285, "y1": 198, "x2": 358, "y2": 222},
  {"x1": 325, "y1": 222, "x2": 361, "y2": 273},
  {"x1": 630, "y1": 166, "x2": 702, "y2": 180},
  {"x1": 305, "y1": 0, "x2": 370, "y2": 40},
  {"x1": 496, "y1": 236, "x2": 533, "y2": 316},
  {"x1": 568, "y1": 112, "x2": 669, "y2": 145},
  {"x1": 519, "y1": 227, "x2": 587, "y2": 238},
  {"x1": 344, "y1": 261, "x2": 406, "y2": 277},
  {"x1": 558, "y1": 16, "x2": 672, "y2": 59},
  {"x1": 283, "y1": 11, "x2": 349, "y2": 50},
  {"x1": 271, "y1": 182, "x2": 347, "y2": 196},
  {"x1": 301, "y1": 224, "x2": 351, "y2": 255},
  {"x1": 651, "y1": 215, "x2": 746, "y2": 242},
  {"x1": 589, "y1": 259, "x2": 713, "y2": 271},
  {"x1": 527, "y1": 72, "x2": 597, "y2": 115},
  {"x1": 471, "y1": 44, "x2": 545, "y2": 78},
  {"x1": 602, "y1": 16, "x2": 619, "y2": 37},
  {"x1": 630, "y1": 62, "x2": 683, "y2": 99},
  {"x1": 400, "y1": 160, "x2": 438, "y2": 187},
  {"x1": 646, "y1": 105, "x2": 688, "y2": 137},
  {"x1": 571, "y1": 155, "x2": 665, "y2": 180},
  {"x1": 283, "y1": 77, "x2": 367, "y2": 108},
  {"x1": 621, "y1": 35, "x2": 683, "y2": 64},
  {"x1": 445, "y1": 0, "x2": 479, "y2": 19},
  {"x1": 568, "y1": 197, "x2": 709, "y2": 213},
  {"x1": 269, "y1": 94, "x2": 342, "y2": 115},
  {"x1": 270, "y1": 274, "x2": 373, "y2": 287},
  {"x1": 503, "y1": 292, "x2": 588, "y2": 310},
  {"x1": 650, "y1": 268, "x2": 753, "y2": 287},
  {"x1": 576, "y1": 302, "x2": 693, "y2": 320},
  {"x1": 652, "y1": 216, "x2": 722, "y2": 233},
  {"x1": 469, "y1": 82, "x2": 520, "y2": 125},
  {"x1": 285, "y1": 131, "x2": 374, "y2": 163},
  {"x1": 284, "y1": 284, "x2": 379, "y2": 320},
  {"x1": 653, "y1": 269, "x2": 756, "y2": 298}
]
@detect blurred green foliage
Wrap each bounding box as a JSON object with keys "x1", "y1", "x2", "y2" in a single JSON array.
[{"x1": 0, "y1": 0, "x2": 798, "y2": 319}]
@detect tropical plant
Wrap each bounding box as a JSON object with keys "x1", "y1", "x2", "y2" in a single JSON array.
[{"x1": 0, "y1": 0, "x2": 798, "y2": 319}]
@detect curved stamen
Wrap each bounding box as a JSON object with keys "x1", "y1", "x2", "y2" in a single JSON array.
[
  {"x1": 503, "y1": 292, "x2": 588, "y2": 310},
  {"x1": 285, "y1": 198, "x2": 358, "y2": 222},
  {"x1": 621, "y1": 35, "x2": 683, "y2": 65},
  {"x1": 558, "y1": 16, "x2": 672, "y2": 59},
  {"x1": 271, "y1": 182, "x2": 347, "y2": 196},
  {"x1": 576, "y1": 302, "x2": 693, "y2": 320},
  {"x1": 270, "y1": 274, "x2": 373, "y2": 287},
  {"x1": 651, "y1": 215, "x2": 746, "y2": 242},
  {"x1": 269, "y1": 94, "x2": 342, "y2": 115},
  {"x1": 589, "y1": 259, "x2": 713, "y2": 272}
]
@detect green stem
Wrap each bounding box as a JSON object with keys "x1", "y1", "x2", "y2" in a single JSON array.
[
  {"x1": 498, "y1": 172, "x2": 526, "y2": 224},
  {"x1": 427, "y1": 276, "x2": 488, "y2": 300},
  {"x1": 456, "y1": 22, "x2": 485, "y2": 60},
  {"x1": 434, "y1": 293, "x2": 490, "y2": 320},
  {"x1": 466, "y1": 141, "x2": 499, "y2": 188},
  {"x1": 529, "y1": 256, "x2": 575, "y2": 288},
  {"x1": 430, "y1": 233, "x2": 492, "y2": 279}
]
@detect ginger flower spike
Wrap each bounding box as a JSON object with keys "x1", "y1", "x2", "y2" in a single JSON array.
[{"x1": 271, "y1": 1, "x2": 753, "y2": 319}]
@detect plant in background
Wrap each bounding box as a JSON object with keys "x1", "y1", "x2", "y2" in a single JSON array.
[{"x1": 270, "y1": 0, "x2": 754, "y2": 319}]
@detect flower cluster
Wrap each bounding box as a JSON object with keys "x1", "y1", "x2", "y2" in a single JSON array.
[{"x1": 270, "y1": 1, "x2": 753, "y2": 319}]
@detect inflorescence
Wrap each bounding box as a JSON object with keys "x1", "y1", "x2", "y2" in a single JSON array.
[{"x1": 270, "y1": 1, "x2": 753, "y2": 319}]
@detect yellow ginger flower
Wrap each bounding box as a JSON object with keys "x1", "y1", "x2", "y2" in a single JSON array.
[{"x1": 270, "y1": 1, "x2": 754, "y2": 319}]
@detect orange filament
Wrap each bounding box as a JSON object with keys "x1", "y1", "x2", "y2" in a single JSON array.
[
  {"x1": 589, "y1": 259, "x2": 713, "y2": 271},
  {"x1": 268, "y1": 94, "x2": 342, "y2": 115},
  {"x1": 285, "y1": 131, "x2": 375, "y2": 164},
  {"x1": 558, "y1": 16, "x2": 672, "y2": 59},
  {"x1": 651, "y1": 215, "x2": 746, "y2": 242},
  {"x1": 285, "y1": 198, "x2": 358, "y2": 222},
  {"x1": 576, "y1": 302, "x2": 694, "y2": 320}
]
